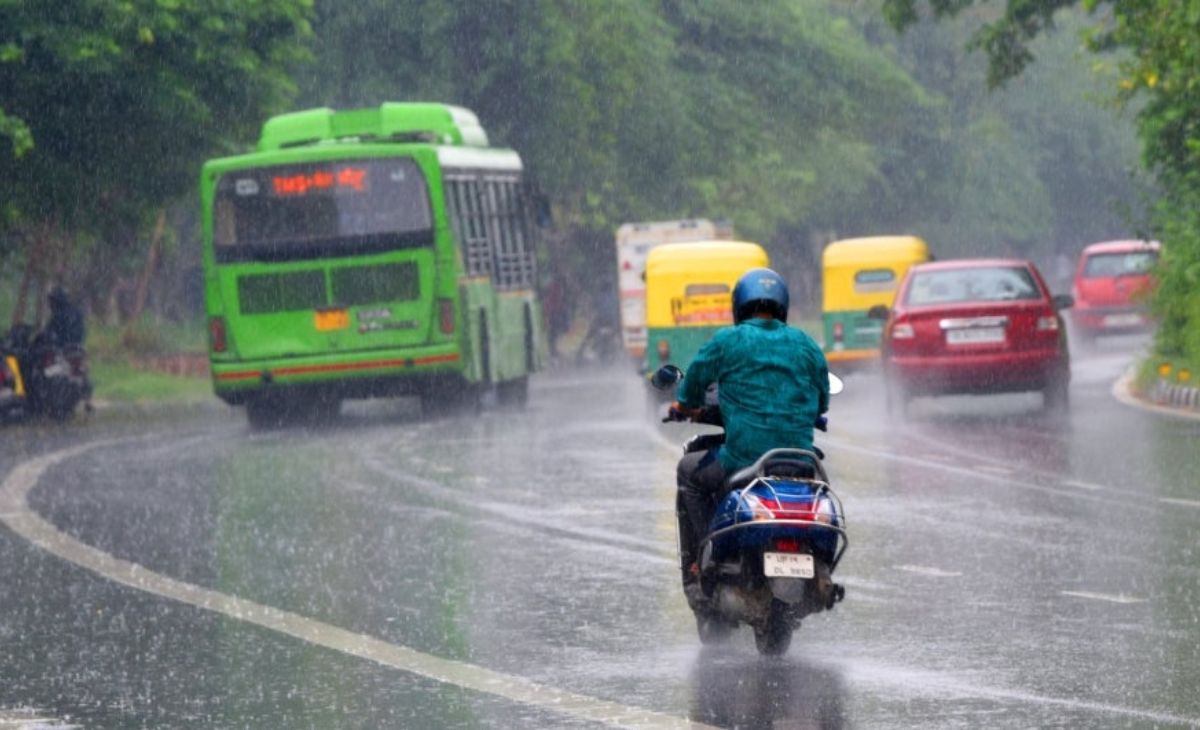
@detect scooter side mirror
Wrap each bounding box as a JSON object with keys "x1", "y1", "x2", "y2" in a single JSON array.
[
  {"x1": 650, "y1": 364, "x2": 683, "y2": 390},
  {"x1": 829, "y1": 373, "x2": 845, "y2": 395}
]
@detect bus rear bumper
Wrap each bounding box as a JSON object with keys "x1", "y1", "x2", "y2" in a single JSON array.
[{"x1": 210, "y1": 347, "x2": 464, "y2": 404}]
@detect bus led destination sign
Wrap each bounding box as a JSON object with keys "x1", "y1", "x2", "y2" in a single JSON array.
[{"x1": 272, "y1": 166, "x2": 367, "y2": 196}]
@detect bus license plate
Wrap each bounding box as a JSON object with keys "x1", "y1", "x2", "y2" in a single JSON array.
[
  {"x1": 315, "y1": 308, "x2": 350, "y2": 331},
  {"x1": 946, "y1": 327, "x2": 1004, "y2": 345},
  {"x1": 763, "y1": 552, "x2": 814, "y2": 579}
]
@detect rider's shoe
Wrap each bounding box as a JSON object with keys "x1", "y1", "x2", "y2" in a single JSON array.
[{"x1": 682, "y1": 562, "x2": 710, "y2": 612}]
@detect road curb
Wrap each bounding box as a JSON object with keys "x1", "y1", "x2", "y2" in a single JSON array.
[{"x1": 1112, "y1": 369, "x2": 1200, "y2": 422}]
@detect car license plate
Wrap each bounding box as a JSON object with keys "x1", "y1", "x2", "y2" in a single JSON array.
[
  {"x1": 763, "y1": 552, "x2": 814, "y2": 579},
  {"x1": 315, "y1": 308, "x2": 350, "y2": 331},
  {"x1": 1103, "y1": 313, "x2": 1141, "y2": 328},
  {"x1": 946, "y1": 327, "x2": 1005, "y2": 345}
]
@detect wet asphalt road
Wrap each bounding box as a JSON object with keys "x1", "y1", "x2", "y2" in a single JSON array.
[{"x1": 2, "y1": 334, "x2": 1199, "y2": 729}]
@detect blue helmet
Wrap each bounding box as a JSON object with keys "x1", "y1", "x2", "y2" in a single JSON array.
[{"x1": 732, "y1": 267, "x2": 789, "y2": 323}]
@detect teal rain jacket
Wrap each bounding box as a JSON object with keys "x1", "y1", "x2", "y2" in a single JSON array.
[{"x1": 677, "y1": 318, "x2": 829, "y2": 472}]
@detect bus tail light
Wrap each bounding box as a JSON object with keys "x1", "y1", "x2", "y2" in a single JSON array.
[
  {"x1": 438, "y1": 299, "x2": 455, "y2": 335},
  {"x1": 832, "y1": 321, "x2": 845, "y2": 344},
  {"x1": 656, "y1": 339, "x2": 670, "y2": 362},
  {"x1": 209, "y1": 317, "x2": 227, "y2": 353}
]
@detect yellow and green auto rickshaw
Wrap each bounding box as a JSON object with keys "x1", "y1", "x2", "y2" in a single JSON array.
[
  {"x1": 821, "y1": 236, "x2": 929, "y2": 367},
  {"x1": 643, "y1": 240, "x2": 769, "y2": 373}
]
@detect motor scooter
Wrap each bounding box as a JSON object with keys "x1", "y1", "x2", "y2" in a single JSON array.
[
  {"x1": 2, "y1": 324, "x2": 93, "y2": 422},
  {"x1": 652, "y1": 364, "x2": 847, "y2": 655}
]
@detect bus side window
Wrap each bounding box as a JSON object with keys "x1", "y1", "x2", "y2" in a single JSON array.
[
  {"x1": 445, "y1": 179, "x2": 464, "y2": 254},
  {"x1": 463, "y1": 178, "x2": 492, "y2": 278}
]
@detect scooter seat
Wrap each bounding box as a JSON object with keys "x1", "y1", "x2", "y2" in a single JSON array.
[{"x1": 725, "y1": 448, "x2": 819, "y2": 490}]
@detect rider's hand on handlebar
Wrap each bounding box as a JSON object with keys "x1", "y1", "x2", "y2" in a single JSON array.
[
  {"x1": 814, "y1": 414, "x2": 828, "y2": 432},
  {"x1": 666, "y1": 402, "x2": 704, "y2": 422}
]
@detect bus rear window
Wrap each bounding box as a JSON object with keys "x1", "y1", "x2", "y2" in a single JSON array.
[{"x1": 214, "y1": 158, "x2": 432, "y2": 262}]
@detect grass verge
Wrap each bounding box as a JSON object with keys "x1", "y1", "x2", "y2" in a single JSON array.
[{"x1": 90, "y1": 360, "x2": 213, "y2": 404}]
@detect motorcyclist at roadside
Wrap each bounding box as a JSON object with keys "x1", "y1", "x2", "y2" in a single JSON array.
[
  {"x1": 671, "y1": 268, "x2": 829, "y2": 606},
  {"x1": 42, "y1": 286, "x2": 86, "y2": 348}
]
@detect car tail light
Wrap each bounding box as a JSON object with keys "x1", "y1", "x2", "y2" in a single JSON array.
[
  {"x1": 656, "y1": 339, "x2": 670, "y2": 362},
  {"x1": 438, "y1": 299, "x2": 455, "y2": 334},
  {"x1": 1037, "y1": 314, "x2": 1059, "y2": 331},
  {"x1": 891, "y1": 322, "x2": 915, "y2": 339},
  {"x1": 209, "y1": 317, "x2": 227, "y2": 353}
]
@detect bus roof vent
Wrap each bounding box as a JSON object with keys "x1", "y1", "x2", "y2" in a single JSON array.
[{"x1": 257, "y1": 103, "x2": 490, "y2": 151}]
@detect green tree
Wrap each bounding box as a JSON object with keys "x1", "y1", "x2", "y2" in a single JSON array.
[
  {"x1": 882, "y1": 0, "x2": 1200, "y2": 365},
  {"x1": 0, "y1": 0, "x2": 312, "y2": 323}
]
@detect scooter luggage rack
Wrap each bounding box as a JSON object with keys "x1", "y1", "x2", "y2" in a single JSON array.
[{"x1": 702, "y1": 466, "x2": 849, "y2": 570}]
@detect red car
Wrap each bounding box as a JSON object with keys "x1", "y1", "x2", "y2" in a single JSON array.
[
  {"x1": 874, "y1": 259, "x2": 1072, "y2": 415},
  {"x1": 1070, "y1": 240, "x2": 1159, "y2": 342}
]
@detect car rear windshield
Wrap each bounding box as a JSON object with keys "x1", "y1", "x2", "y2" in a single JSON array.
[
  {"x1": 1082, "y1": 251, "x2": 1158, "y2": 278},
  {"x1": 905, "y1": 267, "x2": 1041, "y2": 305}
]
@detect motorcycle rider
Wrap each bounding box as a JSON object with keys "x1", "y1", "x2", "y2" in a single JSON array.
[
  {"x1": 42, "y1": 286, "x2": 86, "y2": 347},
  {"x1": 671, "y1": 268, "x2": 829, "y2": 606}
]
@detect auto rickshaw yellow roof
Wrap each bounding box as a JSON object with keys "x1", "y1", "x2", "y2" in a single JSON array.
[
  {"x1": 822, "y1": 236, "x2": 929, "y2": 267},
  {"x1": 645, "y1": 241, "x2": 769, "y2": 276}
]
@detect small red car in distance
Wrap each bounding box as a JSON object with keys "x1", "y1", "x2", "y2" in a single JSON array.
[
  {"x1": 1070, "y1": 239, "x2": 1160, "y2": 342},
  {"x1": 873, "y1": 258, "x2": 1073, "y2": 415}
]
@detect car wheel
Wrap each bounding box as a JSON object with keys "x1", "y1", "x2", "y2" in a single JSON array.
[
  {"x1": 885, "y1": 377, "x2": 909, "y2": 420},
  {"x1": 1043, "y1": 370, "x2": 1070, "y2": 413}
]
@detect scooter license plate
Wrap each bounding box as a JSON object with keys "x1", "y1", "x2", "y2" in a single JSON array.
[{"x1": 763, "y1": 552, "x2": 814, "y2": 579}]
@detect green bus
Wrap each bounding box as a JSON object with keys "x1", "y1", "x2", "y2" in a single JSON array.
[{"x1": 201, "y1": 103, "x2": 545, "y2": 425}]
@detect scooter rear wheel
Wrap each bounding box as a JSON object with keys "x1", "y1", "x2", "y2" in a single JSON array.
[{"x1": 754, "y1": 601, "x2": 794, "y2": 656}]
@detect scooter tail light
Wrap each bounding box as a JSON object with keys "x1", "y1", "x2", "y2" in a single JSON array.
[
  {"x1": 815, "y1": 497, "x2": 835, "y2": 524},
  {"x1": 209, "y1": 317, "x2": 227, "y2": 353},
  {"x1": 774, "y1": 537, "x2": 802, "y2": 553},
  {"x1": 744, "y1": 494, "x2": 775, "y2": 522}
]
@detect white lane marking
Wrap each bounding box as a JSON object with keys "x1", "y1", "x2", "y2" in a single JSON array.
[
  {"x1": 0, "y1": 443, "x2": 716, "y2": 730},
  {"x1": 1160, "y1": 497, "x2": 1200, "y2": 509},
  {"x1": 1060, "y1": 591, "x2": 1147, "y2": 605},
  {"x1": 894, "y1": 564, "x2": 962, "y2": 578},
  {"x1": 1063, "y1": 479, "x2": 1104, "y2": 491},
  {"x1": 973, "y1": 464, "x2": 1014, "y2": 476},
  {"x1": 833, "y1": 656, "x2": 1200, "y2": 726},
  {"x1": 0, "y1": 708, "x2": 79, "y2": 729}
]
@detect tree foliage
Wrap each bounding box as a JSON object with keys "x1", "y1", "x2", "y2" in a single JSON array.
[
  {"x1": 0, "y1": 0, "x2": 312, "y2": 319},
  {"x1": 882, "y1": 0, "x2": 1200, "y2": 364},
  {"x1": 0, "y1": 0, "x2": 1152, "y2": 331}
]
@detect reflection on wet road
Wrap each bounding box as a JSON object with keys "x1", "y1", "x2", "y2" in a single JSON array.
[{"x1": 1, "y1": 334, "x2": 1198, "y2": 728}]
